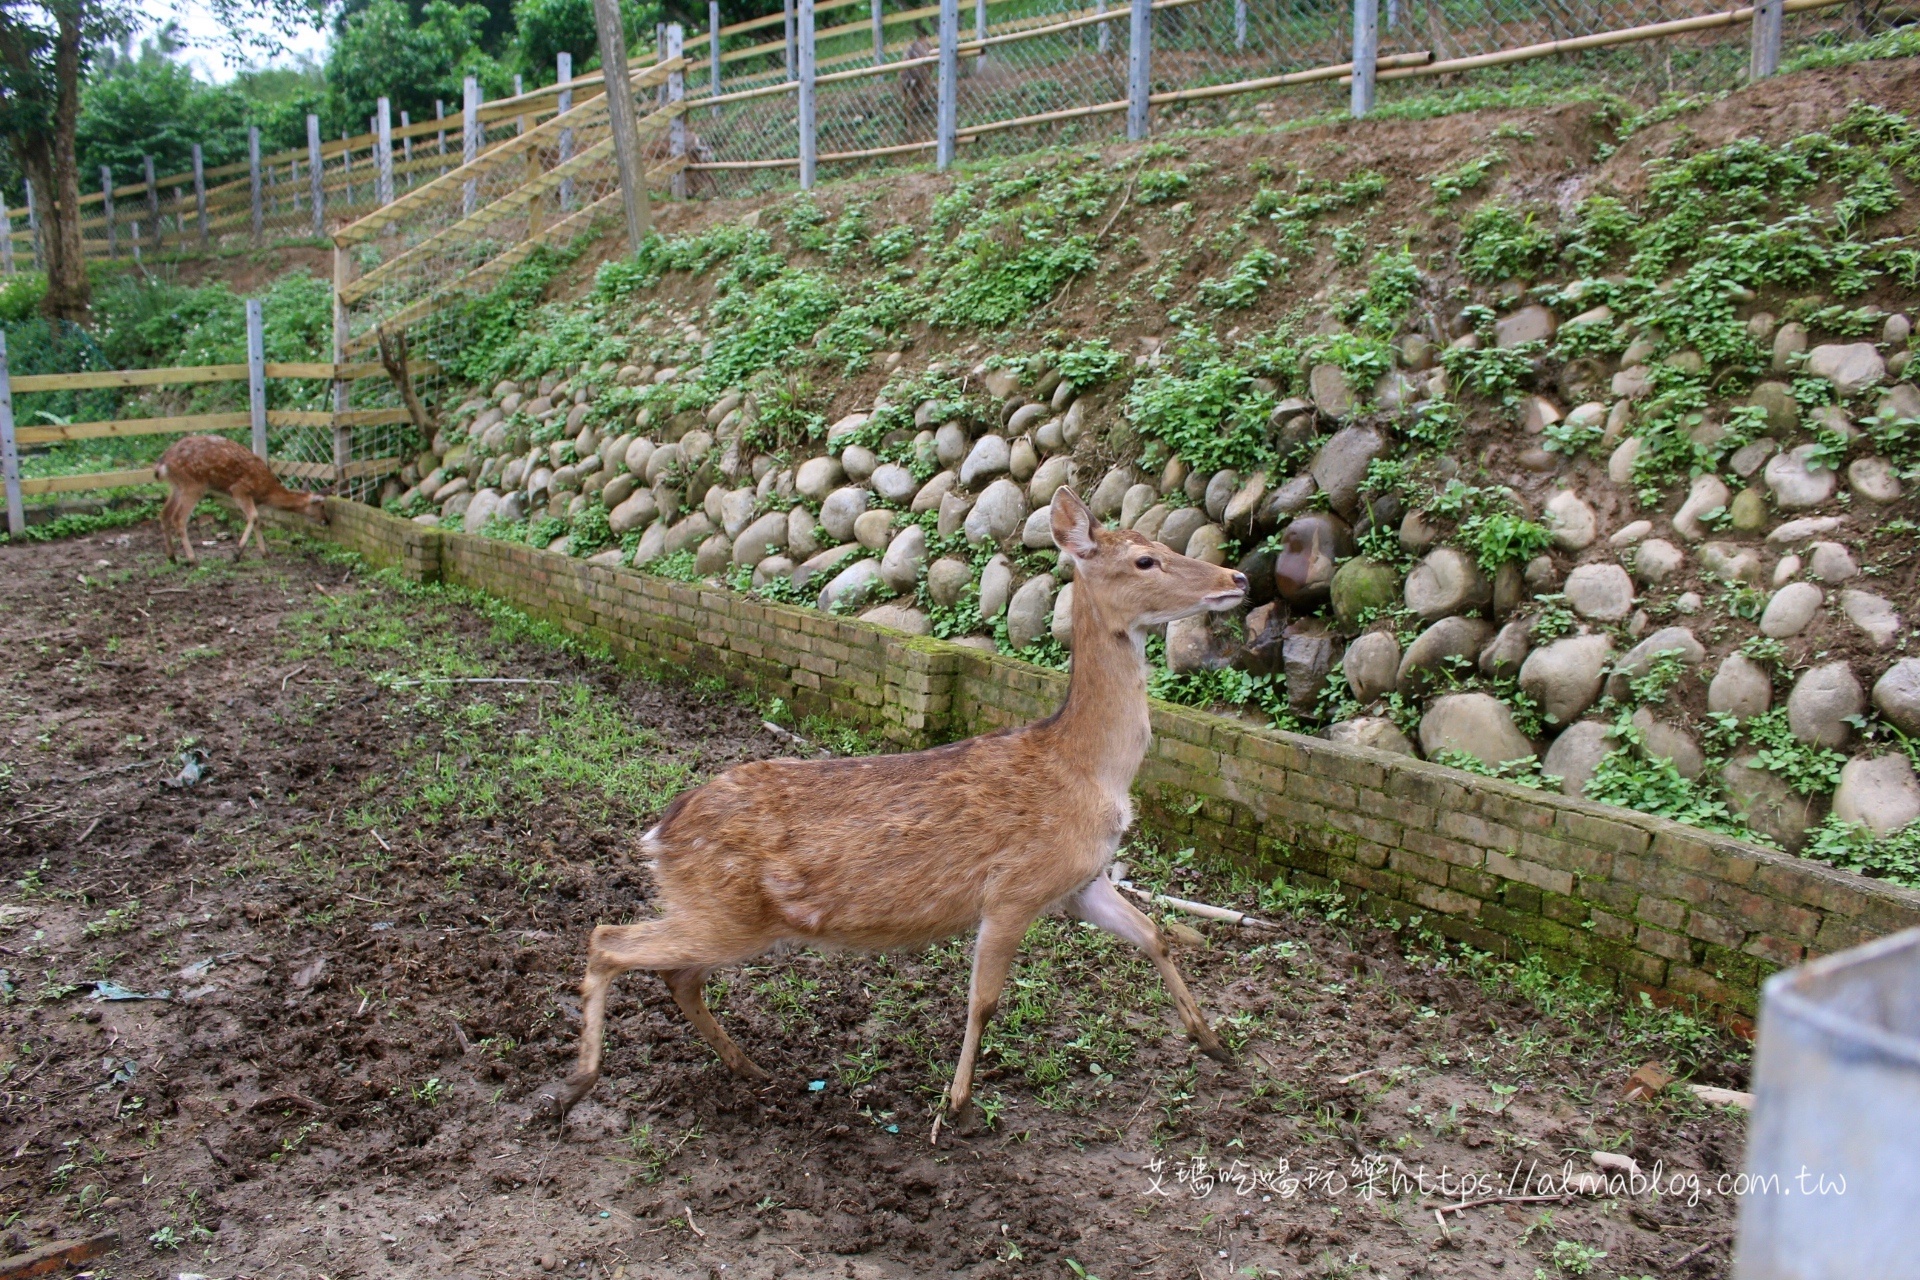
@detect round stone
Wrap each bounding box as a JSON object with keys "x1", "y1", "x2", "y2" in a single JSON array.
[
  {"x1": 1848, "y1": 457, "x2": 1903, "y2": 503},
  {"x1": 1872, "y1": 659, "x2": 1920, "y2": 737},
  {"x1": 1329, "y1": 558, "x2": 1400, "y2": 629},
  {"x1": 1274, "y1": 515, "x2": 1355, "y2": 608},
  {"x1": 1343, "y1": 632, "x2": 1401, "y2": 702},
  {"x1": 1708, "y1": 652, "x2": 1773, "y2": 722},
  {"x1": 1419, "y1": 694, "x2": 1535, "y2": 769},
  {"x1": 1399, "y1": 617, "x2": 1494, "y2": 687},
  {"x1": 926, "y1": 557, "x2": 973, "y2": 608},
  {"x1": 1633, "y1": 539, "x2": 1684, "y2": 586},
  {"x1": 1787, "y1": 662, "x2": 1864, "y2": 748},
  {"x1": 1519, "y1": 634, "x2": 1613, "y2": 726},
  {"x1": 1832, "y1": 753, "x2": 1920, "y2": 836},
  {"x1": 1764, "y1": 444, "x2": 1838, "y2": 510},
  {"x1": 1405, "y1": 547, "x2": 1492, "y2": 622},
  {"x1": 1562, "y1": 563, "x2": 1635, "y2": 621},
  {"x1": 1545, "y1": 490, "x2": 1598, "y2": 551},
  {"x1": 1759, "y1": 581, "x2": 1824, "y2": 638}
]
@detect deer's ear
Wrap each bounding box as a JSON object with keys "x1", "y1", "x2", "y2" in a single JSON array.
[{"x1": 1050, "y1": 487, "x2": 1098, "y2": 559}]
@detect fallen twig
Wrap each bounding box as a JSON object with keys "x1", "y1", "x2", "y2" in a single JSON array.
[
  {"x1": 386, "y1": 677, "x2": 562, "y2": 687},
  {"x1": 683, "y1": 1204, "x2": 706, "y2": 1238},
  {"x1": 1116, "y1": 882, "x2": 1283, "y2": 931},
  {"x1": 0, "y1": 1230, "x2": 119, "y2": 1279},
  {"x1": 1687, "y1": 1084, "x2": 1753, "y2": 1109},
  {"x1": 1671, "y1": 1237, "x2": 1725, "y2": 1268},
  {"x1": 280, "y1": 662, "x2": 309, "y2": 691}
]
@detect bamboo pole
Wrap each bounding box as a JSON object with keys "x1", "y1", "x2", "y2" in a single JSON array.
[
  {"x1": 0, "y1": 332, "x2": 19, "y2": 537},
  {"x1": 19, "y1": 469, "x2": 160, "y2": 497}
]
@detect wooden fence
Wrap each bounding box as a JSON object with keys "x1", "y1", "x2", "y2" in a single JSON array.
[{"x1": 0, "y1": 301, "x2": 418, "y2": 536}]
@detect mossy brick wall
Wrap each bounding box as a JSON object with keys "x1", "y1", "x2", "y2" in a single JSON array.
[{"x1": 300, "y1": 500, "x2": 1920, "y2": 1013}]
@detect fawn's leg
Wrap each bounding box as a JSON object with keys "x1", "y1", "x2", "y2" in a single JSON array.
[
  {"x1": 537, "y1": 918, "x2": 758, "y2": 1115},
  {"x1": 1068, "y1": 876, "x2": 1230, "y2": 1062},
  {"x1": 661, "y1": 966, "x2": 769, "y2": 1081},
  {"x1": 171, "y1": 483, "x2": 205, "y2": 565},
  {"x1": 158, "y1": 491, "x2": 180, "y2": 561},
  {"x1": 944, "y1": 911, "x2": 1029, "y2": 1127},
  {"x1": 233, "y1": 495, "x2": 261, "y2": 559}
]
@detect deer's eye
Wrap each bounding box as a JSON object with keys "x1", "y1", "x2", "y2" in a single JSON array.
[{"x1": 1135, "y1": 555, "x2": 1156, "y2": 570}]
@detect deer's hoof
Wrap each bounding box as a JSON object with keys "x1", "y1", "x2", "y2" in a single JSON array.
[
  {"x1": 1197, "y1": 1032, "x2": 1234, "y2": 1064},
  {"x1": 944, "y1": 1098, "x2": 983, "y2": 1137},
  {"x1": 534, "y1": 1070, "x2": 599, "y2": 1118}
]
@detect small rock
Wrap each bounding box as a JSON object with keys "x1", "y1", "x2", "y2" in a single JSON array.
[
  {"x1": 871, "y1": 463, "x2": 917, "y2": 504},
  {"x1": 1021, "y1": 507, "x2": 1056, "y2": 550},
  {"x1": 1274, "y1": 515, "x2": 1355, "y2": 608},
  {"x1": 1419, "y1": 694, "x2": 1536, "y2": 769},
  {"x1": 1806, "y1": 342, "x2": 1886, "y2": 396},
  {"x1": 818, "y1": 557, "x2": 883, "y2": 612},
  {"x1": 1724, "y1": 756, "x2": 1825, "y2": 852},
  {"x1": 934, "y1": 422, "x2": 970, "y2": 468},
  {"x1": 732, "y1": 510, "x2": 788, "y2": 566},
  {"x1": 1325, "y1": 718, "x2": 1417, "y2": 756},
  {"x1": 1708, "y1": 653, "x2": 1773, "y2": 722},
  {"x1": 1400, "y1": 617, "x2": 1495, "y2": 687},
  {"x1": 1848, "y1": 457, "x2": 1903, "y2": 503},
  {"x1": 1008, "y1": 436, "x2": 1038, "y2": 483},
  {"x1": 1760, "y1": 581, "x2": 1824, "y2": 639},
  {"x1": 1763, "y1": 445, "x2": 1838, "y2": 510},
  {"x1": 1633, "y1": 539, "x2": 1684, "y2": 587},
  {"x1": 1545, "y1": 490, "x2": 1598, "y2": 551},
  {"x1": 1872, "y1": 659, "x2": 1920, "y2": 736},
  {"x1": 1202, "y1": 470, "x2": 1240, "y2": 522},
  {"x1": 695, "y1": 532, "x2": 734, "y2": 575},
  {"x1": 795, "y1": 455, "x2": 844, "y2": 501},
  {"x1": 1672, "y1": 474, "x2": 1731, "y2": 541},
  {"x1": 1675, "y1": 590, "x2": 1702, "y2": 613},
  {"x1": 1519, "y1": 634, "x2": 1613, "y2": 726},
  {"x1": 1120, "y1": 483, "x2": 1158, "y2": 530},
  {"x1": 1088, "y1": 466, "x2": 1136, "y2": 519},
  {"x1": 912, "y1": 470, "x2": 958, "y2": 514},
  {"x1": 979, "y1": 555, "x2": 1014, "y2": 619},
  {"x1": 1729, "y1": 488, "x2": 1769, "y2": 532},
  {"x1": 1524, "y1": 555, "x2": 1558, "y2": 592},
  {"x1": 1310, "y1": 426, "x2": 1387, "y2": 518},
  {"x1": 752, "y1": 555, "x2": 794, "y2": 586},
  {"x1": 1771, "y1": 322, "x2": 1808, "y2": 373},
  {"x1": 820, "y1": 487, "x2": 869, "y2": 543},
  {"x1": 1631, "y1": 708, "x2": 1704, "y2": 779},
  {"x1": 1699, "y1": 542, "x2": 1762, "y2": 584},
  {"x1": 1607, "y1": 437, "x2": 1641, "y2": 485},
  {"x1": 960, "y1": 435, "x2": 1011, "y2": 488},
  {"x1": 1166, "y1": 614, "x2": 1234, "y2": 673},
  {"x1": 1748, "y1": 381, "x2": 1801, "y2": 434},
  {"x1": 1612, "y1": 365, "x2": 1653, "y2": 400},
  {"x1": 1329, "y1": 558, "x2": 1400, "y2": 630},
  {"x1": 1223, "y1": 471, "x2": 1269, "y2": 530},
  {"x1": 878, "y1": 524, "x2": 927, "y2": 592},
  {"x1": 1029, "y1": 455, "x2": 1076, "y2": 507},
  {"x1": 926, "y1": 557, "x2": 973, "y2": 608},
  {"x1": 1808, "y1": 542, "x2": 1858, "y2": 583},
  {"x1": 1768, "y1": 516, "x2": 1847, "y2": 545},
  {"x1": 1729, "y1": 437, "x2": 1778, "y2": 478},
  {"x1": 1282, "y1": 627, "x2": 1336, "y2": 712},
  {"x1": 1831, "y1": 753, "x2": 1920, "y2": 836},
  {"x1": 1605, "y1": 626, "x2": 1706, "y2": 701},
  {"x1": 1774, "y1": 554, "x2": 1802, "y2": 587},
  {"x1": 1158, "y1": 507, "x2": 1211, "y2": 557},
  {"x1": 1405, "y1": 547, "x2": 1492, "y2": 622},
  {"x1": 1544, "y1": 721, "x2": 1614, "y2": 797},
  {"x1": 1261, "y1": 474, "x2": 1318, "y2": 523},
  {"x1": 1610, "y1": 520, "x2": 1652, "y2": 548},
  {"x1": 1479, "y1": 619, "x2": 1532, "y2": 678},
  {"x1": 1344, "y1": 632, "x2": 1401, "y2": 702},
  {"x1": 859, "y1": 603, "x2": 931, "y2": 636},
  {"x1": 1005, "y1": 576, "x2": 1056, "y2": 651},
  {"x1": 1840, "y1": 589, "x2": 1902, "y2": 648},
  {"x1": 1495, "y1": 305, "x2": 1557, "y2": 348},
  {"x1": 1787, "y1": 662, "x2": 1864, "y2": 748},
  {"x1": 1309, "y1": 363, "x2": 1355, "y2": 419},
  {"x1": 964, "y1": 479, "x2": 1028, "y2": 545},
  {"x1": 1522, "y1": 395, "x2": 1564, "y2": 435},
  {"x1": 1563, "y1": 563, "x2": 1635, "y2": 621}
]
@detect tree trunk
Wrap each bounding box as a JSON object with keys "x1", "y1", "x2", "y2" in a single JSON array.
[{"x1": 41, "y1": 3, "x2": 89, "y2": 323}]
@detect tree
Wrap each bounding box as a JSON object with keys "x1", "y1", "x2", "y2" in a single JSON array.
[
  {"x1": 325, "y1": 0, "x2": 509, "y2": 134},
  {"x1": 0, "y1": 1, "x2": 120, "y2": 322}
]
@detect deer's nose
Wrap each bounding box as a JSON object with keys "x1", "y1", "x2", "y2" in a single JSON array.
[{"x1": 1229, "y1": 571, "x2": 1249, "y2": 593}]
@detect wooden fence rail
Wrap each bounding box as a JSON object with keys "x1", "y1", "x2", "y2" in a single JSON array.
[{"x1": 0, "y1": 303, "x2": 423, "y2": 536}]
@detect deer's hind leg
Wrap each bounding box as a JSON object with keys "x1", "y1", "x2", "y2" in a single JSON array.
[
  {"x1": 1068, "y1": 875, "x2": 1230, "y2": 1062},
  {"x1": 232, "y1": 493, "x2": 262, "y2": 559},
  {"x1": 662, "y1": 966, "x2": 770, "y2": 1081},
  {"x1": 537, "y1": 917, "x2": 765, "y2": 1116}
]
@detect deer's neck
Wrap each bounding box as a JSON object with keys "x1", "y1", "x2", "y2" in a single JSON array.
[{"x1": 1050, "y1": 583, "x2": 1152, "y2": 797}]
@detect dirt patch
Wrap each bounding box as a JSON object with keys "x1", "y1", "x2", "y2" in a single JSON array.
[{"x1": 1, "y1": 523, "x2": 1750, "y2": 1279}]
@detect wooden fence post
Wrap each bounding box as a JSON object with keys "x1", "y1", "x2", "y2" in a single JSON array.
[
  {"x1": 249, "y1": 126, "x2": 264, "y2": 245},
  {"x1": 0, "y1": 200, "x2": 12, "y2": 276},
  {"x1": 1350, "y1": 0, "x2": 1378, "y2": 116},
  {"x1": 784, "y1": 0, "x2": 797, "y2": 79},
  {"x1": 667, "y1": 26, "x2": 688, "y2": 199},
  {"x1": 192, "y1": 145, "x2": 208, "y2": 247},
  {"x1": 143, "y1": 154, "x2": 160, "y2": 250},
  {"x1": 0, "y1": 331, "x2": 18, "y2": 538},
  {"x1": 974, "y1": 0, "x2": 987, "y2": 64},
  {"x1": 593, "y1": 0, "x2": 652, "y2": 249},
  {"x1": 341, "y1": 132, "x2": 354, "y2": 206},
  {"x1": 1749, "y1": 0, "x2": 1782, "y2": 77},
  {"x1": 246, "y1": 298, "x2": 269, "y2": 460},
  {"x1": 400, "y1": 111, "x2": 414, "y2": 179},
  {"x1": 435, "y1": 99, "x2": 447, "y2": 171},
  {"x1": 558, "y1": 52, "x2": 576, "y2": 211},
  {"x1": 1096, "y1": 0, "x2": 1109, "y2": 55},
  {"x1": 711, "y1": 0, "x2": 724, "y2": 111},
  {"x1": 307, "y1": 115, "x2": 325, "y2": 235},
  {"x1": 1127, "y1": 0, "x2": 1151, "y2": 140},
  {"x1": 331, "y1": 247, "x2": 352, "y2": 495},
  {"x1": 937, "y1": 0, "x2": 958, "y2": 169},
  {"x1": 172, "y1": 186, "x2": 183, "y2": 238},
  {"x1": 870, "y1": 0, "x2": 885, "y2": 64},
  {"x1": 462, "y1": 77, "x2": 481, "y2": 217},
  {"x1": 376, "y1": 99, "x2": 395, "y2": 206},
  {"x1": 22, "y1": 180, "x2": 40, "y2": 271},
  {"x1": 101, "y1": 167, "x2": 117, "y2": 258},
  {"x1": 797, "y1": 8, "x2": 815, "y2": 190},
  {"x1": 1235, "y1": 0, "x2": 1247, "y2": 48}
]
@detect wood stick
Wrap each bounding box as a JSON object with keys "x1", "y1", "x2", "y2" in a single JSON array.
[
  {"x1": 0, "y1": 1232, "x2": 119, "y2": 1279},
  {"x1": 376, "y1": 325, "x2": 432, "y2": 433},
  {"x1": 1116, "y1": 882, "x2": 1283, "y2": 930}
]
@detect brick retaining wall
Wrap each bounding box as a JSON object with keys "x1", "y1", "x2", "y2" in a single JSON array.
[{"x1": 303, "y1": 499, "x2": 1920, "y2": 1013}]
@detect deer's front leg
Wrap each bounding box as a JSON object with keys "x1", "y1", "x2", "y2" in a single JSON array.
[
  {"x1": 943, "y1": 912, "x2": 1028, "y2": 1132},
  {"x1": 1069, "y1": 875, "x2": 1231, "y2": 1062}
]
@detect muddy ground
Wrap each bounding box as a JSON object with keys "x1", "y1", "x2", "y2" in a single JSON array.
[{"x1": 1, "y1": 519, "x2": 1752, "y2": 1279}]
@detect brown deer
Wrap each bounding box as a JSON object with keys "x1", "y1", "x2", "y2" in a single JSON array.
[
  {"x1": 538, "y1": 488, "x2": 1248, "y2": 1135},
  {"x1": 155, "y1": 434, "x2": 328, "y2": 564},
  {"x1": 900, "y1": 26, "x2": 936, "y2": 126}
]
